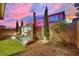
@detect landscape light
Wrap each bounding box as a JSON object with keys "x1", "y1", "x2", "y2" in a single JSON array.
[
  {"x1": 29, "y1": 27, "x2": 31, "y2": 30},
  {"x1": 22, "y1": 28, "x2": 23, "y2": 31},
  {"x1": 11, "y1": 36, "x2": 16, "y2": 39},
  {"x1": 24, "y1": 33, "x2": 27, "y2": 35}
]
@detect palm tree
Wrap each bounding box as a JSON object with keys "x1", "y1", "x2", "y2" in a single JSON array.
[{"x1": 72, "y1": 3, "x2": 79, "y2": 22}]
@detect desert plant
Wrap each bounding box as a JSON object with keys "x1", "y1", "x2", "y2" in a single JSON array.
[{"x1": 55, "y1": 22, "x2": 66, "y2": 32}]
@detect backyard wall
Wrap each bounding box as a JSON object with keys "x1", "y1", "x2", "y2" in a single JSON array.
[{"x1": 64, "y1": 23, "x2": 77, "y2": 45}]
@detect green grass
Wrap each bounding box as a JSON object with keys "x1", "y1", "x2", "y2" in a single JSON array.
[{"x1": 0, "y1": 38, "x2": 26, "y2": 56}]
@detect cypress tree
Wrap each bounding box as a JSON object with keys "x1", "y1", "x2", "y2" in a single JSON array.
[
  {"x1": 20, "y1": 20, "x2": 23, "y2": 35},
  {"x1": 21, "y1": 20, "x2": 23, "y2": 26},
  {"x1": 43, "y1": 7, "x2": 49, "y2": 40},
  {"x1": 33, "y1": 11, "x2": 37, "y2": 39},
  {"x1": 16, "y1": 20, "x2": 19, "y2": 33}
]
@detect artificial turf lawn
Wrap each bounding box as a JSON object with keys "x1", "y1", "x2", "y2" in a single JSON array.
[{"x1": 0, "y1": 38, "x2": 26, "y2": 56}]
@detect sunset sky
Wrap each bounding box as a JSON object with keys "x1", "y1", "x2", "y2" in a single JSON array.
[{"x1": 0, "y1": 3, "x2": 77, "y2": 28}]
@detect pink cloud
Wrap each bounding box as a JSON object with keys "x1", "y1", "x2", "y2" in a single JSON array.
[
  {"x1": 0, "y1": 20, "x2": 5, "y2": 25},
  {"x1": 36, "y1": 3, "x2": 62, "y2": 15},
  {"x1": 49, "y1": 3, "x2": 62, "y2": 14},
  {"x1": 5, "y1": 22, "x2": 16, "y2": 28},
  {"x1": 9, "y1": 3, "x2": 33, "y2": 19}
]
